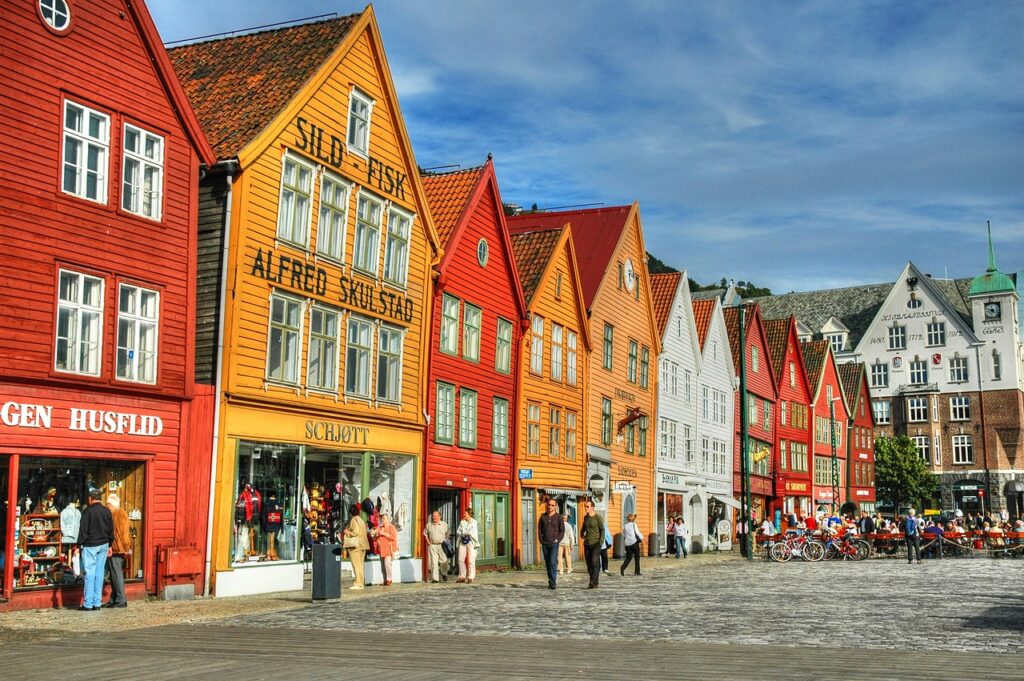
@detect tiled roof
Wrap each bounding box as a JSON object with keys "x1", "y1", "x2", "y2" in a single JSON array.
[
  {"x1": 168, "y1": 15, "x2": 361, "y2": 158},
  {"x1": 801, "y1": 340, "x2": 829, "y2": 392},
  {"x1": 510, "y1": 228, "x2": 563, "y2": 305},
  {"x1": 763, "y1": 318, "x2": 791, "y2": 385},
  {"x1": 692, "y1": 298, "x2": 716, "y2": 350},
  {"x1": 420, "y1": 165, "x2": 485, "y2": 250},
  {"x1": 650, "y1": 272, "x2": 682, "y2": 338},
  {"x1": 508, "y1": 205, "x2": 632, "y2": 310},
  {"x1": 837, "y1": 362, "x2": 864, "y2": 408}
]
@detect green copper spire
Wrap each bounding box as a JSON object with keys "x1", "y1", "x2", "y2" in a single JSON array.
[
  {"x1": 969, "y1": 221, "x2": 1015, "y2": 296},
  {"x1": 986, "y1": 221, "x2": 998, "y2": 273}
]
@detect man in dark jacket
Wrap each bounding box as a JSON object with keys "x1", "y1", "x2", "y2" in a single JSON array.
[
  {"x1": 537, "y1": 498, "x2": 564, "y2": 590},
  {"x1": 856, "y1": 511, "x2": 876, "y2": 537},
  {"x1": 78, "y1": 488, "x2": 113, "y2": 611}
]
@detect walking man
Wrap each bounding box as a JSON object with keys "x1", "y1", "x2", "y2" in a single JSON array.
[
  {"x1": 580, "y1": 500, "x2": 605, "y2": 589},
  {"x1": 77, "y1": 488, "x2": 113, "y2": 611},
  {"x1": 538, "y1": 498, "x2": 564, "y2": 589},
  {"x1": 423, "y1": 511, "x2": 450, "y2": 582},
  {"x1": 905, "y1": 508, "x2": 922, "y2": 564}
]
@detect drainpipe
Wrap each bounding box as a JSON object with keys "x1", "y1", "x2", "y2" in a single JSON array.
[
  {"x1": 203, "y1": 159, "x2": 239, "y2": 597},
  {"x1": 973, "y1": 343, "x2": 991, "y2": 515}
]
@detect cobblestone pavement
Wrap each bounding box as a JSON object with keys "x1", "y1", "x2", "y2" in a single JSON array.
[{"x1": 224, "y1": 556, "x2": 1024, "y2": 654}]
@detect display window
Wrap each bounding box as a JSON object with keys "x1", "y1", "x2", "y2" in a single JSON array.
[
  {"x1": 11, "y1": 456, "x2": 145, "y2": 590},
  {"x1": 232, "y1": 442, "x2": 300, "y2": 566}
]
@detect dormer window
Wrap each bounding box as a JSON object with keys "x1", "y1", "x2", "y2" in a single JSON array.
[{"x1": 824, "y1": 333, "x2": 846, "y2": 353}]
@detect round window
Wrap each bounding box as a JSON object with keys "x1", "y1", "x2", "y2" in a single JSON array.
[
  {"x1": 907, "y1": 298, "x2": 923, "y2": 309},
  {"x1": 38, "y1": 0, "x2": 72, "y2": 34},
  {"x1": 477, "y1": 239, "x2": 489, "y2": 267}
]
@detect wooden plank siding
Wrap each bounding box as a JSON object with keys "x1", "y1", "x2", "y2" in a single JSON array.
[
  {"x1": 810, "y1": 347, "x2": 852, "y2": 508},
  {"x1": 771, "y1": 319, "x2": 815, "y2": 518}
]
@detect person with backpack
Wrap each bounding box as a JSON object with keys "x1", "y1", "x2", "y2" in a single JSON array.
[
  {"x1": 455, "y1": 508, "x2": 479, "y2": 584},
  {"x1": 905, "y1": 508, "x2": 922, "y2": 564}
]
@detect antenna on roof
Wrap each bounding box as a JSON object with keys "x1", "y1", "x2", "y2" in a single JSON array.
[
  {"x1": 535, "y1": 202, "x2": 604, "y2": 212},
  {"x1": 165, "y1": 13, "x2": 339, "y2": 46}
]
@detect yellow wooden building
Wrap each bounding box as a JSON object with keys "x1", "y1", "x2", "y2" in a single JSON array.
[
  {"x1": 508, "y1": 225, "x2": 591, "y2": 566},
  {"x1": 170, "y1": 9, "x2": 440, "y2": 595}
]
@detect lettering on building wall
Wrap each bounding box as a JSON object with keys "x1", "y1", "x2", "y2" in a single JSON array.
[
  {"x1": 660, "y1": 473, "x2": 680, "y2": 485},
  {"x1": 339, "y1": 275, "x2": 414, "y2": 322},
  {"x1": 617, "y1": 465, "x2": 638, "y2": 478},
  {"x1": 305, "y1": 420, "x2": 370, "y2": 445},
  {"x1": 881, "y1": 310, "x2": 946, "y2": 322},
  {"x1": 251, "y1": 247, "x2": 329, "y2": 296},
  {"x1": 294, "y1": 117, "x2": 345, "y2": 169},
  {"x1": 615, "y1": 388, "x2": 637, "y2": 403},
  {"x1": 0, "y1": 401, "x2": 163, "y2": 436}
]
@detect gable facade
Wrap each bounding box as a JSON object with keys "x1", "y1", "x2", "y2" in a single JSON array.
[{"x1": 769, "y1": 319, "x2": 814, "y2": 523}]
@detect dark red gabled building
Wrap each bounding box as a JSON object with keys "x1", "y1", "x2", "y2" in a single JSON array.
[
  {"x1": 421, "y1": 160, "x2": 527, "y2": 568},
  {"x1": 764, "y1": 317, "x2": 814, "y2": 525},
  {"x1": 0, "y1": 0, "x2": 215, "y2": 610},
  {"x1": 838, "y1": 363, "x2": 876, "y2": 512},
  {"x1": 724, "y1": 305, "x2": 778, "y2": 522},
  {"x1": 802, "y1": 341, "x2": 852, "y2": 513}
]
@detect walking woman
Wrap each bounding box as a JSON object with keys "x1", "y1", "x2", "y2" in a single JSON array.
[
  {"x1": 558, "y1": 513, "x2": 576, "y2": 574},
  {"x1": 343, "y1": 503, "x2": 370, "y2": 590},
  {"x1": 375, "y1": 513, "x2": 399, "y2": 586},
  {"x1": 620, "y1": 513, "x2": 643, "y2": 576},
  {"x1": 456, "y1": 508, "x2": 479, "y2": 583}
]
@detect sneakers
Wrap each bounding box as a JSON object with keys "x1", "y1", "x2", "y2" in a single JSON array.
[{"x1": 442, "y1": 575, "x2": 448, "y2": 582}]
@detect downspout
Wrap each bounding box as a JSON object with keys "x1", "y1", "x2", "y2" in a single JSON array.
[
  {"x1": 974, "y1": 343, "x2": 990, "y2": 515},
  {"x1": 203, "y1": 160, "x2": 239, "y2": 597}
]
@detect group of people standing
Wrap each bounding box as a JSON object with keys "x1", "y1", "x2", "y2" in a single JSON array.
[{"x1": 76, "y1": 488, "x2": 132, "y2": 611}]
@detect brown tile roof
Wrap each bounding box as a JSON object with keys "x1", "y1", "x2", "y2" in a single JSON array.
[
  {"x1": 168, "y1": 15, "x2": 361, "y2": 158},
  {"x1": 763, "y1": 318, "x2": 791, "y2": 386},
  {"x1": 692, "y1": 298, "x2": 716, "y2": 350},
  {"x1": 650, "y1": 272, "x2": 682, "y2": 338},
  {"x1": 510, "y1": 228, "x2": 563, "y2": 305},
  {"x1": 420, "y1": 166, "x2": 485, "y2": 250},
  {"x1": 837, "y1": 362, "x2": 864, "y2": 408},
  {"x1": 801, "y1": 340, "x2": 829, "y2": 392},
  {"x1": 723, "y1": 307, "x2": 743, "y2": 372}
]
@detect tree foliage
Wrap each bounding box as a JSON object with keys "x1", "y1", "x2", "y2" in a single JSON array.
[
  {"x1": 874, "y1": 435, "x2": 937, "y2": 513},
  {"x1": 646, "y1": 252, "x2": 678, "y2": 274}
]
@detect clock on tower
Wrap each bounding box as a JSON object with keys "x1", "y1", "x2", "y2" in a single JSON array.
[{"x1": 985, "y1": 302, "x2": 1002, "y2": 320}]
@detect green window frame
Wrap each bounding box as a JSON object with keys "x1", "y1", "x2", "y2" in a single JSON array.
[
  {"x1": 463, "y1": 303, "x2": 482, "y2": 362},
  {"x1": 627, "y1": 340, "x2": 638, "y2": 383},
  {"x1": 440, "y1": 293, "x2": 459, "y2": 356},
  {"x1": 639, "y1": 346, "x2": 649, "y2": 389},
  {"x1": 435, "y1": 382, "x2": 455, "y2": 444},
  {"x1": 492, "y1": 398, "x2": 509, "y2": 453},
  {"x1": 603, "y1": 324, "x2": 614, "y2": 370},
  {"x1": 459, "y1": 389, "x2": 478, "y2": 448},
  {"x1": 601, "y1": 397, "x2": 613, "y2": 445}
]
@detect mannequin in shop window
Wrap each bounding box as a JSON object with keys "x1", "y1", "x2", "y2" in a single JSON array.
[
  {"x1": 262, "y1": 490, "x2": 283, "y2": 561},
  {"x1": 234, "y1": 480, "x2": 262, "y2": 561},
  {"x1": 61, "y1": 496, "x2": 82, "y2": 559},
  {"x1": 34, "y1": 487, "x2": 59, "y2": 515}
]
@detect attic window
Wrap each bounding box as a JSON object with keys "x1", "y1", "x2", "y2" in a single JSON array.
[
  {"x1": 347, "y1": 88, "x2": 373, "y2": 156},
  {"x1": 554, "y1": 272, "x2": 563, "y2": 299},
  {"x1": 907, "y1": 297, "x2": 923, "y2": 309},
  {"x1": 824, "y1": 332, "x2": 846, "y2": 354},
  {"x1": 477, "y1": 239, "x2": 489, "y2": 267},
  {"x1": 39, "y1": 0, "x2": 72, "y2": 34}
]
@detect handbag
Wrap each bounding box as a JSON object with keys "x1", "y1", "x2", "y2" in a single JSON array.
[
  {"x1": 343, "y1": 534, "x2": 359, "y2": 549},
  {"x1": 441, "y1": 538, "x2": 454, "y2": 558},
  {"x1": 460, "y1": 534, "x2": 472, "y2": 545}
]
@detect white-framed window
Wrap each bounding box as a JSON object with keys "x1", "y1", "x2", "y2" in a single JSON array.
[
  {"x1": 683, "y1": 368, "x2": 691, "y2": 404},
  {"x1": 870, "y1": 361, "x2": 889, "y2": 388},
  {"x1": 926, "y1": 321, "x2": 946, "y2": 347},
  {"x1": 911, "y1": 435, "x2": 930, "y2": 462},
  {"x1": 530, "y1": 316, "x2": 544, "y2": 374},
  {"x1": 790, "y1": 442, "x2": 808, "y2": 472},
  {"x1": 477, "y1": 239, "x2": 489, "y2": 268},
  {"x1": 909, "y1": 359, "x2": 928, "y2": 385},
  {"x1": 440, "y1": 294, "x2": 459, "y2": 355},
  {"x1": 700, "y1": 437, "x2": 710, "y2": 472},
  {"x1": 462, "y1": 303, "x2": 481, "y2": 362},
  {"x1": 346, "y1": 87, "x2": 373, "y2": 156},
  {"x1": 121, "y1": 124, "x2": 163, "y2": 220},
  {"x1": 888, "y1": 325, "x2": 906, "y2": 350},
  {"x1": 549, "y1": 407, "x2": 562, "y2": 457},
  {"x1": 345, "y1": 315, "x2": 373, "y2": 397},
  {"x1": 872, "y1": 399, "x2": 891, "y2": 425},
  {"x1": 316, "y1": 172, "x2": 350, "y2": 262},
  {"x1": 683, "y1": 426, "x2": 694, "y2": 465},
  {"x1": 459, "y1": 389, "x2": 478, "y2": 447},
  {"x1": 435, "y1": 382, "x2": 455, "y2": 444},
  {"x1": 551, "y1": 324, "x2": 563, "y2": 381},
  {"x1": 789, "y1": 362, "x2": 796, "y2": 388},
  {"x1": 62, "y1": 100, "x2": 109, "y2": 203},
  {"x1": 567, "y1": 330, "x2": 578, "y2": 385},
  {"x1": 376, "y1": 324, "x2": 403, "y2": 403},
  {"x1": 659, "y1": 418, "x2": 677, "y2": 460},
  {"x1": 276, "y1": 152, "x2": 314, "y2": 247},
  {"x1": 751, "y1": 346, "x2": 759, "y2": 372},
  {"x1": 565, "y1": 411, "x2": 578, "y2": 460},
  {"x1": 115, "y1": 283, "x2": 159, "y2": 383},
  {"x1": 825, "y1": 333, "x2": 844, "y2": 353},
  {"x1": 701, "y1": 386, "x2": 710, "y2": 421},
  {"x1": 763, "y1": 401, "x2": 771, "y2": 429},
  {"x1": 950, "y1": 396, "x2": 971, "y2": 421},
  {"x1": 780, "y1": 400, "x2": 788, "y2": 426},
  {"x1": 55, "y1": 271, "x2": 104, "y2": 376},
  {"x1": 949, "y1": 356, "x2": 969, "y2": 383},
  {"x1": 307, "y1": 305, "x2": 339, "y2": 392},
  {"x1": 495, "y1": 318, "x2": 513, "y2": 374},
  {"x1": 353, "y1": 192, "x2": 383, "y2": 275},
  {"x1": 952, "y1": 435, "x2": 973, "y2": 465},
  {"x1": 40, "y1": 0, "x2": 71, "y2": 31},
  {"x1": 716, "y1": 389, "x2": 727, "y2": 424},
  {"x1": 383, "y1": 207, "x2": 412, "y2": 287},
  {"x1": 267, "y1": 293, "x2": 303, "y2": 384},
  {"x1": 492, "y1": 398, "x2": 509, "y2": 453},
  {"x1": 527, "y1": 403, "x2": 541, "y2": 455},
  {"x1": 907, "y1": 396, "x2": 928, "y2": 422},
  {"x1": 660, "y1": 360, "x2": 669, "y2": 393},
  {"x1": 670, "y1": 363, "x2": 678, "y2": 396},
  {"x1": 992, "y1": 350, "x2": 1002, "y2": 380}
]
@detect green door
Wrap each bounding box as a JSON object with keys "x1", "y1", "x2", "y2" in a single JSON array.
[{"x1": 472, "y1": 491, "x2": 509, "y2": 566}]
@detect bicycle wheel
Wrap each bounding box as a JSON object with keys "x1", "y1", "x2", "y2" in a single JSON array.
[
  {"x1": 853, "y1": 540, "x2": 871, "y2": 561},
  {"x1": 823, "y1": 542, "x2": 838, "y2": 560},
  {"x1": 770, "y1": 542, "x2": 792, "y2": 562},
  {"x1": 802, "y1": 540, "x2": 825, "y2": 562}
]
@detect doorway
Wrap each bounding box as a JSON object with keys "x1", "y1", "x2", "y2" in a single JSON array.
[
  {"x1": 472, "y1": 492, "x2": 509, "y2": 566},
  {"x1": 520, "y1": 490, "x2": 535, "y2": 566},
  {"x1": 1, "y1": 456, "x2": 8, "y2": 598}
]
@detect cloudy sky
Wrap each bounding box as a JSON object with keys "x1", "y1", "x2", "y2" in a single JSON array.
[{"x1": 150, "y1": 1, "x2": 1023, "y2": 293}]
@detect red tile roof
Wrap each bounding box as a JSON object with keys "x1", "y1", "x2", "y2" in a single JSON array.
[
  {"x1": 510, "y1": 228, "x2": 564, "y2": 304},
  {"x1": 692, "y1": 298, "x2": 716, "y2": 350},
  {"x1": 650, "y1": 272, "x2": 682, "y2": 339},
  {"x1": 801, "y1": 340, "x2": 830, "y2": 392},
  {"x1": 168, "y1": 15, "x2": 361, "y2": 159},
  {"x1": 507, "y1": 205, "x2": 632, "y2": 310},
  {"x1": 837, "y1": 362, "x2": 864, "y2": 408},
  {"x1": 723, "y1": 307, "x2": 743, "y2": 371},
  {"x1": 763, "y1": 318, "x2": 791, "y2": 386},
  {"x1": 420, "y1": 166, "x2": 486, "y2": 250}
]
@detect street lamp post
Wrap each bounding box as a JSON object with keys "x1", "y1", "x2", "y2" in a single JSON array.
[{"x1": 829, "y1": 397, "x2": 841, "y2": 516}]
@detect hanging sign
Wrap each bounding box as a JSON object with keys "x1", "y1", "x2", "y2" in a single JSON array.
[{"x1": 613, "y1": 481, "x2": 633, "y2": 493}]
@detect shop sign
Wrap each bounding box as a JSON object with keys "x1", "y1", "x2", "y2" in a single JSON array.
[
  {"x1": 613, "y1": 481, "x2": 633, "y2": 493},
  {"x1": 856, "y1": 490, "x2": 870, "y2": 496},
  {"x1": 617, "y1": 465, "x2": 637, "y2": 478},
  {"x1": 518, "y1": 468, "x2": 533, "y2": 480},
  {"x1": 660, "y1": 473, "x2": 680, "y2": 486},
  {"x1": 614, "y1": 388, "x2": 636, "y2": 403},
  {"x1": 786, "y1": 482, "x2": 808, "y2": 493},
  {"x1": 304, "y1": 419, "x2": 370, "y2": 445},
  {"x1": 0, "y1": 401, "x2": 163, "y2": 436}
]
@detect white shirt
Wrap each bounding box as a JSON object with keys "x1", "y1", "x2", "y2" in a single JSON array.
[
  {"x1": 623, "y1": 521, "x2": 642, "y2": 546},
  {"x1": 673, "y1": 523, "x2": 688, "y2": 538}
]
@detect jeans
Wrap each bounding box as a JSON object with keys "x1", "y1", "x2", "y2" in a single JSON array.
[
  {"x1": 541, "y1": 542, "x2": 560, "y2": 587},
  {"x1": 106, "y1": 554, "x2": 126, "y2": 605},
  {"x1": 585, "y1": 543, "x2": 602, "y2": 585},
  {"x1": 621, "y1": 542, "x2": 641, "y2": 575},
  {"x1": 675, "y1": 535, "x2": 688, "y2": 558},
  {"x1": 81, "y1": 544, "x2": 108, "y2": 609},
  {"x1": 906, "y1": 534, "x2": 921, "y2": 562}
]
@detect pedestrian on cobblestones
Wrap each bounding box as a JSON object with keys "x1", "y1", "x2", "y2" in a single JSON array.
[
  {"x1": 904, "y1": 509, "x2": 922, "y2": 564},
  {"x1": 673, "y1": 517, "x2": 688, "y2": 558},
  {"x1": 423, "y1": 511, "x2": 450, "y2": 583},
  {"x1": 77, "y1": 488, "x2": 112, "y2": 611},
  {"x1": 557, "y1": 513, "x2": 576, "y2": 575},
  {"x1": 456, "y1": 508, "x2": 479, "y2": 584},
  {"x1": 538, "y1": 498, "x2": 564, "y2": 589},
  {"x1": 376, "y1": 513, "x2": 399, "y2": 586},
  {"x1": 600, "y1": 525, "x2": 613, "y2": 576},
  {"x1": 620, "y1": 513, "x2": 642, "y2": 576},
  {"x1": 344, "y1": 504, "x2": 370, "y2": 589},
  {"x1": 580, "y1": 500, "x2": 605, "y2": 588}
]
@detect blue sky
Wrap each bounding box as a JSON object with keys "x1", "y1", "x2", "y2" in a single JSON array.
[{"x1": 150, "y1": 1, "x2": 1023, "y2": 293}]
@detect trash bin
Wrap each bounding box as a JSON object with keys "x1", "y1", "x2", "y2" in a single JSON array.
[
  {"x1": 613, "y1": 532, "x2": 625, "y2": 558},
  {"x1": 311, "y1": 543, "x2": 341, "y2": 602},
  {"x1": 648, "y1": 532, "x2": 659, "y2": 557}
]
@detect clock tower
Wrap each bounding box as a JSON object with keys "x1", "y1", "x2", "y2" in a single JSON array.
[{"x1": 968, "y1": 224, "x2": 1020, "y2": 387}]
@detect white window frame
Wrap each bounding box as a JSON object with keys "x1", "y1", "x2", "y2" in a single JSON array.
[
  {"x1": 316, "y1": 171, "x2": 351, "y2": 262},
  {"x1": 346, "y1": 87, "x2": 373, "y2": 157},
  {"x1": 40, "y1": 0, "x2": 71, "y2": 31},
  {"x1": 950, "y1": 396, "x2": 971, "y2": 421},
  {"x1": 353, "y1": 191, "x2": 384, "y2": 276},
  {"x1": 435, "y1": 382, "x2": 455, "y2": 444},
  {"x1": 530, "y1": 316, "x2": 545, "y2": 374},
  {"x1": 949, "y1": 356, "x2": 969, "y2": 383},
  {"x1": 926, "y1": 321, "x2": 946, "y2": 347},
  {"x1": 911, "y1": 435, "x2": 930, "y2": 463},
  {"x1": 660, "y1": 359, "x2": 669, "y2": 394},
  {"x1": 458, "y1": 389, "x2": 478, "y2": 448},
  {"x1": 751, "y1": 346, "x2": 759, "y2": 372},
  {"x1": 62, "y1": 100, "x2": 109, "y2": 204},
  {"x1": 701, "y1": 386, "x2": 710, "y2": 421},
  {"x1": 952, "y1": 435, "x2": 973, "y2": 465},
  {"x1": 383, "y1": 206, "x2": 413, "y2": 287},
  {"x1": 376, "y1": 324, "x2": 404, "y2": 403},
  {"x1": 825, "y1": 333, "x2": 845, "y2": 354},
  {"x1": 567, "y1": 330, "x2": 578, "y2": 385},
  {"x1": 345, "y1": 315, "x2": 373, "y2": 398},
  {"x1": 266, "y1": 292, "x2": 304, "y2": 385},
  {"x1": 116, "y1": 283, "x2": 159, "y2": 384},
  {"x1": 780, "y1": 400, "x2": 788, "y2": 426},
  {"x1": 440, "y1": 294, "x2": 460, "y2": 356},
  {"x1": 527, "y1": 403, "x2": 541, "y2": 455},
  {"x1": 549, "y1": 407, "x2": 562, "y2": 458},
  {"x1": 907, "y1": 397, "x2": 928, "y2": 423},
  {"x1": 870, "y1": 362, "x2": 889, "y2": 388},
  {"x1": 565, "y1": 410, "x2": 578, "y2": 460},
  {"x1": 888, "y1": 324, "x2": 906, "y2": 350},
  {"x1": 275, "y1": 151, "x2": 314, "y2": 247},
  {"x1": 55, "y1": 270, "x2": 104, "y2": 376},
  {"x1": 872, "y1": 399, "x2": 891, "y2": 425},
  {"x1": 121, "y1": 123, "x2": 164, "y2": 221},
  {"x1": 683, "y1": 368, "x2": 691, "y2": 404},
  {"x1": 551, "y1": 323, "x2": 563, "y2": 381},
  {"x1": 992, "y1": 350, "x2": 1002, "y2": 380},
  {"x1": 909, "y1": 359, "x2": 928, "y2": 386},
  {"x1": 462, "y1": 303, "x2": 482, "y2": 363},
  {"x1": 307, "y1": 305, "x2": 340, "y2": 392},
  {"x1": 496, "y1": 318, "x2": 513, "y2": 374}
]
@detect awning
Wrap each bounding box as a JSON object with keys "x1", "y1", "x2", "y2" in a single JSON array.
[
  {"x1": 711, "y1": 494, "x2": 742, "y2": 510},
  {"x1": 539, "y1": 487, "x2": 589, "y2": 499}
]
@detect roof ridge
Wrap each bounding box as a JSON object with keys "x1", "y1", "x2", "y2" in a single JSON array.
[
  {"x1": 420, "y1": 163, "x2": 487, "y2": 178},
  {"x1": 167, "y1": 14, "x2": 360, "y2": 50}
]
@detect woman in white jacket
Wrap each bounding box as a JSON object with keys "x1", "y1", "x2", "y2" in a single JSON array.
[
  {"x1": 620, "y1": 513, "x2": 643, "y2": 576},
  {"x1": 455, "y1": 508, "x2": 479, "y2": 583}
]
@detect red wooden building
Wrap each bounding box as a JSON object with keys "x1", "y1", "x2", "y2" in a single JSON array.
[
  {"x1": 764, "y1": 317, "x2": 814, "y2": 525},
  {"x1": 0, "y1": 0, "x2": 215, "y2": 610},
  {"x1": 724, "y1": 305, "x2": 778, "y2": 522},
  {"x1": 838, "y1": 363, "x2": 876, "y2": 512},
  {"x1": 802, "y1": 341, "x2": 852, "y2": 513},
  {"x1": 421, "y1": 160, "x2": 526, "y2": 568}
]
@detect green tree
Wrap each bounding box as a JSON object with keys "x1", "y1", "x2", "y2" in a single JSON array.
[{"x1": 874, "y1": 435, "x2": 937, "y2": 513}]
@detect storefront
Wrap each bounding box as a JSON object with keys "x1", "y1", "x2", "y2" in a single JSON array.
[
  {"x1": 656, "y1": 472, "x2": 686, "y2": 553},
  {"x1": 782, "y1": 481, "x2": 812, "y2": 522},
  {"x1": 951, "y1": 480, "x2": 986, "y2": 515}
]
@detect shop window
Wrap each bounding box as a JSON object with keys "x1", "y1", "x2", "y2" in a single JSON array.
[
  {"x1": 347, "y1": 88, "x2": 373, "y2": 156},
  {"x1": 115, "y1": 283, "x2": 159, "y2": 383},
  {"x1": 495, "y1": 318, "x2": 512, "y2": 373},
  {"x1": 55, "y1": 270, "x2": 104, "y2": 376},
  {"x1": 463, "y1": 304, "x2": 482, "y2": 362},
  {"x1": 267, "y1": 293, "x2": 303, "y2": 384},
  {"x1": 353, "y1": 192, "x2": 383, "y2": 275},
  {"x1": 233, "y1": 443, "x2": 299, "y2": 565},
  {"x1": 345, "y1": 315, "x2": 372, "y2": 397},
  {"x1": 304, "y1": 452, "x2": 361, "y2": 546},
  {"x1": 367, "y1": 454, "x2": 416, "y2": 556},
  {"x1": 14, "y1": 456, "x2": 145, "y2": 590},
  {"x1": 551, "y1": 324, "x2": 563, "y2": 381},
  {"x1": 307, "y1": 305, "x2": 339, "y2": 392},
  {"x1": 376, "y1": 325, "x2": 403, "y2": 403},
  {"x1": 316, "y1": 172, "x2": 350, "y2": 262},
  {"x1": 62, "y1": 100, "x2": 109, "y2": 203},
  {"x1": 472, "y1": 492, "x2": 508, "y2": 562},
  {"x1": 566, "y1": 330, "x2": 578, "y2": 385},
  {"x1": 383, "y1": 207, "x2": 412, "y2": 287},
  {"x1": 276, "y1": 153, "x2": 313, "y2": 247}
]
